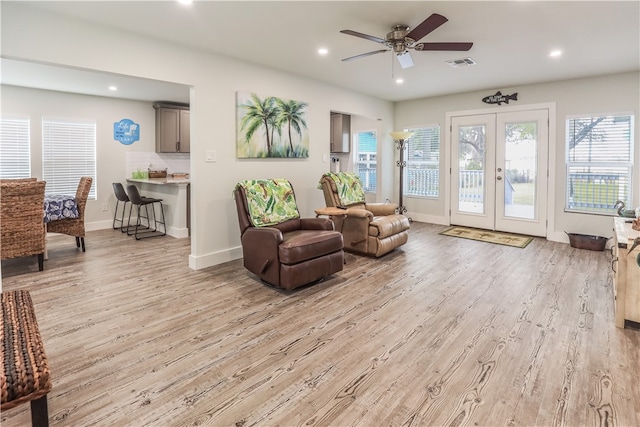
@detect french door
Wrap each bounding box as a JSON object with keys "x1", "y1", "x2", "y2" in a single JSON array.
[{"x1": 450, "y1": 109, "x2": 549, "y2": 237}]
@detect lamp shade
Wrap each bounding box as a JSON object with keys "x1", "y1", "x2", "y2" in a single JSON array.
[{"x1": 389, "y1": 131, "x2": 414, "y2": 141}]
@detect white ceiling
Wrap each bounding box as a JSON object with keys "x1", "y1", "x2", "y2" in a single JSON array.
[{"x1": 2, "y1": 1, "x2": 639, "y2": 103}]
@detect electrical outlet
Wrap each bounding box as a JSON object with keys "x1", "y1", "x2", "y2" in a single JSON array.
[
  {"x1": 101, "y1": 203, "x2": 108, "y2": 212},
  {"x1": 206, "y1": 150, "x2": 217, "y2": 162}
]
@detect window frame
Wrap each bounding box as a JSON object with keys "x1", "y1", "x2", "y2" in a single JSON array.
[
  {"x1": 564, "y1": 112, "x2": 634, "y2": 215},
  {"x1": 0, "y1": 115, "x2": 31, "y2": 179},
  {"x1": 352, "y1": 129, "x2": 378, "y2": 194},
  {"x1": 403, "y1": 125, "x2": 440, "y2": 199},
  {"x1": 42, "y1": 116, "x2": 97, "y2": 199}
]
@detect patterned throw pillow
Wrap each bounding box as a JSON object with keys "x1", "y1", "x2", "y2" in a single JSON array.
[
  {"x1": 236, "y1": 179, "x2": 300, "y2": 227},
  {"x1": 322, "y1": 172, "x2": 365, "y2": 206}
]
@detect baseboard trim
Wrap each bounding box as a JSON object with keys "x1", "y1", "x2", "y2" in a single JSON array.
[{"x1": 189, "y1": 246, "x2": 243, "y2": 270}]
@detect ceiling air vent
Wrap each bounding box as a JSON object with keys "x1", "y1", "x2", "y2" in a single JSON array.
[{"x1": 446, "y1": 57, "x2": 476, "y2": 67}]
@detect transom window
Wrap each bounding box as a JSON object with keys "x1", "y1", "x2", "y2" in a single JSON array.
[{"x1": 565, "y1": 113, "x2": 634, "y2": 214}]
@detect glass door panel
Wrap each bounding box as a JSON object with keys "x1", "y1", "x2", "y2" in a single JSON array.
[
  {"x1": 458, "y1": 124, "x2": 486, "y2": 215},
  {"x1": 503, "y1": 121, "x2": 537, "y2": 220}
]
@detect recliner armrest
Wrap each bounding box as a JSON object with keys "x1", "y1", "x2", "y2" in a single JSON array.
[
  {"x1": 242, "y1": 227, "x2": 283, "y2": 247},
  {"x1": 364, "y1": 203, "x2": 397, "y2": 216},
  {"x1": 300, "y1": 218, "x2": 334, "y2": 231},
  {"x1": 345, "y1": 208, "x2": 374, "y2": 221}
]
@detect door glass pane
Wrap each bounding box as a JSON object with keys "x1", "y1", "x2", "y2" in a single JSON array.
[
  {"x1": 504, "y1": 121, "x2": 537, "y2": 219},
  {"x1": 458, "y1": 125, "x2": 486, "y2": 214}
]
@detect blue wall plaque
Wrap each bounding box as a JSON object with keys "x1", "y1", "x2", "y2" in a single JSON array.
[{"x1": 114, "y1": 119, "x2": 140, "y2": 145}]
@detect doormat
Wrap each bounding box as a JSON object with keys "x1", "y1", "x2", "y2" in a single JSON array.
[{"x1": 440, "y1": 226, "x2": 533, "y2": 248}]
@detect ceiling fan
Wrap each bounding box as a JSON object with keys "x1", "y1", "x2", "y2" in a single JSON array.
[{"x1": 340, "y1": 13, "x2": 473, "y2": 69}]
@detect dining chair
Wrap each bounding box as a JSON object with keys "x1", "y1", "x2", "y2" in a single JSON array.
[
  {"x1": 0, "y1": 179, "x2": 47, "y2": 271},
  {"x1": 112, "y1": 182, "x2": 132, "y2": 233},
  {"x1": 125, "y1": 184, "x2": 166, "y2": 240},
  {"x1": 46, "y1": 177, "x2": 92, "y2": 252}
]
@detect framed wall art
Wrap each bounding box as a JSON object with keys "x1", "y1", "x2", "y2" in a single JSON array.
[{"x1": 236, "y1": 91, "x2": 309, "y2": 158}]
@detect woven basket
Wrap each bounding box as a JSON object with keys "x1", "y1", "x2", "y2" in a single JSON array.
[{"x1": 148, "y1": 169, "x2": 167, "y2": 178}]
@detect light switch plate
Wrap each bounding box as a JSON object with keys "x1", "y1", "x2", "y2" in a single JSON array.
[{"x1": 206, "y1": 150, "x2": 217, "y2": 162}]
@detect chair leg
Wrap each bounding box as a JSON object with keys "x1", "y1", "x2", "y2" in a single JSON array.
[
  {"x1": 133, "y1": 202, "x2": 166, "y2": 240},
  {"x1": 113, "y1": 200, "x2": 121, "y2": 229},
  {"x1": 37, "y1": 253, "x2": 44, "y2": 271},
  {"x1": 123, "y1": 203, "x2": 132, "y2": 233},
  {"x1": 75, "y1": 236, "x2": 80, "y2": 248},
  {"x1": 156, "y1": 202, "x2": 167, "y2": 236},
  {"x1": 120, "y1": 201, "x2": 130, "y2": 233},
  {"x1": 80, "y1": 237, "x2": 85, "y2": 252},
  {"x1": 30, "y1": 395, "x2": 49, "y2": 427}
]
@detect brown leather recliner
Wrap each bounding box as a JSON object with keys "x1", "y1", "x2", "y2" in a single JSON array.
[
  {"x1": 234, "y1": 179, "x2": 344, "y2": 290},
  {"x1": 319, "y1": 172, "x2": 410, "y2": 257}
]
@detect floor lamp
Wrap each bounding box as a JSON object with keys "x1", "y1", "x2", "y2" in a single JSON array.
[{"x1": 390, "y1": 131, "x2": 414, "y2": 217}]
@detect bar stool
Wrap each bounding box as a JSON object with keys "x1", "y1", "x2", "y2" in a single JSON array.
[
  {"x1": 125, "y1": 184, "x2": 166, "y2": 240},
  {"x1": 112, "y1": 183, "x2": 132, "y2": 233}
]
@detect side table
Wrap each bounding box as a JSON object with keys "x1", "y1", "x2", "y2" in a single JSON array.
[{"x1": 314, "y1": 207, "x2": 348, "y2": 232}]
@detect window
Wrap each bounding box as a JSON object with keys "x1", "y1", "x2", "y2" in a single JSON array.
[
  {"x1": 42, "y1": 118, "x2": 97, "y2": 199},
  {"x1": 404, "y1": 125, "x2": 440, "y2": 197},
  {"x1": 353, "y1": 130, "x2": 377, "y2": 192},
  {"x1": 565, "y1": 114, "x2": 634, "y2": 214},
  {"x1": 0, "y1": 116, "x2": 31, "y2": 179}
]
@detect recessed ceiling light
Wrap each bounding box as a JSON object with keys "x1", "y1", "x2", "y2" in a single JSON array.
[
  {"x1": 549, "y1": 49, "x2": 562, "y2": 58},
  {"x1": 318, "y1": 48, "x2": 328, "y2": 55},
  {"x1": 177, "y1": 0, "x2": 193, "y2": 5},
  {"x1": 108, "y1": 86, "x2": 117, "y2": 91},
  {"x1": 395, "y1": 78, "x2": 404, "y2": 84}
]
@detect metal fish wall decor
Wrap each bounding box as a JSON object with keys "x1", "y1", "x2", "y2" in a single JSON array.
[{"x1": 482, "y1": 91, "x2": 518, "y2": 105}]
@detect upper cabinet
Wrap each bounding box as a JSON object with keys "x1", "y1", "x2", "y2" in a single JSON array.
[
  {"x1": 330, "y1": 113, "x2": 351, "y2": 153},
  {"x1": 154, "y1": 103, "x2": 190, "y2": 153}
]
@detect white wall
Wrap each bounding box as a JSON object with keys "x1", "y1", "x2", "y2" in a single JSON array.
[
  {"x1": 1, "y1": 3, "x2": 395, "y2": 269},
  {"x1": 395, "y1": 72, "x2": 640, "y2": 241}
]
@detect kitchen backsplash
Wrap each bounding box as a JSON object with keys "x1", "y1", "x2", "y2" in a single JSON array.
[{"x1": 126, "y1": 152, "x2": 190, "y2": 177}]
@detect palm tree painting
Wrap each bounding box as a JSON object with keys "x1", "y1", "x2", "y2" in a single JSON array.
[{"x1": 237, "y1": 91, "x2": 309, "y2": 158}]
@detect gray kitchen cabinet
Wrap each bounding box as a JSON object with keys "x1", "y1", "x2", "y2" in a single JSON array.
[
  {"x1": 330, "y1": 113, "x2": 350, "y2": 153},
  {"x1": 154, "y1": 103, "x2": 190, "y2": 153}
]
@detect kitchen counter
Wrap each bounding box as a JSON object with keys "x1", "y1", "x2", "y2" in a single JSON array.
[
  {"x1": 127, "y1": 177, "x2": 190, "y2": 185},
  {"x1": 126, "y1": 178, "x2": 190, "y2": 238}
]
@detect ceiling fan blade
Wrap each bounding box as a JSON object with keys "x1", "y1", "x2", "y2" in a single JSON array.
[
  {"x1": 340, "y1": 29, "x2": 386, "y2": 44},
  {"x1": 414, "y1": 42, "x2": 474, "y2": 51},
  {"x1": 406, "y1": 13, "x2": 448, "y2": 42},
  {"x1": 396, "y1": 51, "x2": 414, "y2": 69},
  {"x1": 342, "y1": 49, "x2": 389, "y2": 62}
]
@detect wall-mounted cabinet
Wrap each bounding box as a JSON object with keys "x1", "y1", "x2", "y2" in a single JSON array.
[
  {"x1": 330, "y1": 113, "x2": 351, "y2": 153},
  {"x1": 154, "y1": 103, "x2": 190, "y2": 153}
]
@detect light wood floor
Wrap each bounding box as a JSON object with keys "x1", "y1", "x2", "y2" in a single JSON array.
[{"x1": 1, "y1": 222, "x2": 639, "y2": 426}]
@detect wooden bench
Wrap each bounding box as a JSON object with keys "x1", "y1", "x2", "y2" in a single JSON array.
[{"x1": 1, "y1": 290, "x2": 52, "y2": 427}]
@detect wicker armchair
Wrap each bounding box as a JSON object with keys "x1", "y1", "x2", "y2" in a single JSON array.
[
  {"x1": 46, "y1": 177, "x2": 92, "y2": 252},
  {"x1": 0, "y1": 179, "x2": 46, "y2": 271}
]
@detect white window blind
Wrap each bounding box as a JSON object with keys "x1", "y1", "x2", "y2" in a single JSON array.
[
  {"x1": 0, "y1": 116, "x2": 31, "y2": 179},
  {"x1": 353, "y1": 130, "x2": 377, "y2": 192},
  {"x1": 565, "y1": 114, "x2": 634, "y2": 214},
  {"x1": 404, "y1": 126, "x2": 440, "y2": 197},
  {"x1": 42, "y1": 118, "x2": 97, "y2": 199}
]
